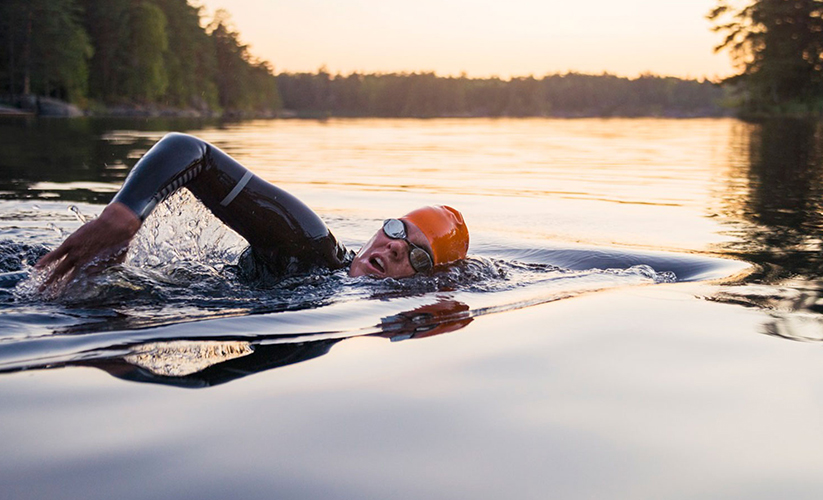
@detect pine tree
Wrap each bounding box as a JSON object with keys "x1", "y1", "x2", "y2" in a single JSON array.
[{"x1": 709, "y1": 0, "x2": 823, "y2": 113}]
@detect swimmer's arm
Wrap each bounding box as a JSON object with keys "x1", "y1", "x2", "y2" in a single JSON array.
[
  {"x1": 108, "y1": 132, "x2": 346, "y2": 267},
  {"x1": 35, "y1": 202, "x2": 141, "y2": 287},
  {"x1": 35, "y1": 133, "x2": 213, "y2": 286},
  {"x1": 37, "y1": 133, "x2": 346, "y2": 285},
  {"x1": 108, "y1": 132, "x2": 272, "y2": 243},
  {"x1": 111, "y1": 132, "x2": 215, "y2": 221}
]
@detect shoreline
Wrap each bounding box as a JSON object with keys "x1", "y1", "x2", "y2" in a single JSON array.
[
  {"x1": 8, "y1": 95, "x2": 819, "y2": 120},
  {"x1": 1, "y1": 94, "x2": 734, "y2": 120},
  {"x1": 5, "y1": 102, "x2": 819, "y2": 121}
]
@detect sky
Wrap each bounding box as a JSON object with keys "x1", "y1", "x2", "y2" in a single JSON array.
[{"x1": 196, "y1": 0, "x2": 735, "y2": 80}]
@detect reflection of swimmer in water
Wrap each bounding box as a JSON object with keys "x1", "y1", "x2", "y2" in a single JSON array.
[
  {"x1": 35, "y1": 133, "x2": 469, "y2": 288},
  {"x1": 68, "y1": 299, "x2": 473, "y2": 388}
]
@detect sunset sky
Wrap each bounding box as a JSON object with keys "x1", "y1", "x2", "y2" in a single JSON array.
[{"x1": 197, "y1": 0, "x2": 735, "y2": 80}]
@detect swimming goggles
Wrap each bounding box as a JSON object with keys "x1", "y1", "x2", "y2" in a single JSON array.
[{"x1": 383, "y1": 219, "x2": 434, "y2": 273}]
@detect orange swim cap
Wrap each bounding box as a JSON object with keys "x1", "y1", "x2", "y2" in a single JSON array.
[{"x1": 401, "y1": 205, "x2": 469, "y2": 266}]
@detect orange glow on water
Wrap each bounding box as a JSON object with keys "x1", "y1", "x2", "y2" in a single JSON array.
[{"x1": 190, "y1": 118, "x2": 741, "y2": 252}]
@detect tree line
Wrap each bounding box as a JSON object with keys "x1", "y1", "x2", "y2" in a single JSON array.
[
  {"x1": 0, "y1": 0, "x2": 281, "y2": 114},
  {"x1": 276, "y1": 70, "x2": 725, "y2": 118},
  {"x1": 18, "y1": 0, "x2": 820, "y2": 117}
]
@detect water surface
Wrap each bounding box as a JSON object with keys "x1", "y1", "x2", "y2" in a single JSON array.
[{"x1": 2, "y1": 117, "x2": 823, "y2": 499}]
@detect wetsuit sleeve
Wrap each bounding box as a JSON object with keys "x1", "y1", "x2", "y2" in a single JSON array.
[{"x1": 112, "y1": 133, "x2": 351, "y2": 273}]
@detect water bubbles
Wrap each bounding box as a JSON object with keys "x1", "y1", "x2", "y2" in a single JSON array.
[
  {"x1": 68, "y1": 205, "x2": 87, "y2": 224},
  {"x1": 610, "y1": 264, "x2": 677, "y2": 284},
  {"x1": 46, "y1": 223, "x2": 64, "y2": 238}
]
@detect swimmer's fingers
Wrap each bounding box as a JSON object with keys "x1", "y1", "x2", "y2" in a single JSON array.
[
  {"x1": 35, "y1": 243, "x2": 69, "y2": 269},
  {"x1": 36, "y1": 228, "x2": 88, "y2": 285},
  {"x1": 35, "y1": 241, "x2": 75, "y2": 290},
  {"x1": 35, "y1": 203, "x2": 141, "y2": 292},
  {"x1": 38, "y1": 243, "x2": 118, "y2": 291},
  {"x1": 44, "y1": 254, "x2": 78, "y2": 287},
  {"x1": 38, "y1": 242, "x2": 84, "y2": 289},
  {"x1": 40, "y1": 239, "x2": 128, "y2": 289}
]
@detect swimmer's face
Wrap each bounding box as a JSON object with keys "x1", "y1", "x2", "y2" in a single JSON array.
[{"x1": 349, "y1": 220, "x2": 432, "y2": 279}]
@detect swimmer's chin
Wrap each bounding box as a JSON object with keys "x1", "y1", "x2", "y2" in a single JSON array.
[
  {"x1": 348, "y1": 264, "x2": 379, "y2": 278},
  {"x1": 348, "y1": 258, "x2": 390, "y2": 279},
  {"x1": 347, "y1": 261, "x2": 369, "y2": 278}
]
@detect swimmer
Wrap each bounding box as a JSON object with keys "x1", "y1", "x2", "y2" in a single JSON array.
[{"x1": 35, "y1": 133, "x2": 469, "y2": 288}]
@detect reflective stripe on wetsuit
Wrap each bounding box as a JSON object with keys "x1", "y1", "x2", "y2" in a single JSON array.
[{"x1": 112, "y1": 133, "x2": 352, "y2": 276}]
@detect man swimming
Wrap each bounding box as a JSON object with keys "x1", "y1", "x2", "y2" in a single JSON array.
[{"x1": 35, "y1": 133, "x2": 470, "y2": 287}]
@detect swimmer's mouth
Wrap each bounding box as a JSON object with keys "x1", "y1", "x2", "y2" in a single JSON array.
[{"x1": 370, "y1": 256, "x2": 385, "y2": 274}]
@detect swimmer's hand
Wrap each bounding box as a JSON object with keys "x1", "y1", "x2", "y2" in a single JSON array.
[{"x1": 35, "y1": 202, "x2": 141, "y2": 289}]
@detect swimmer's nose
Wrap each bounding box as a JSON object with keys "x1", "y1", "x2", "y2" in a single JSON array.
[{"x1": 386, "y1": 239, "x2": 406, "y2": 260}]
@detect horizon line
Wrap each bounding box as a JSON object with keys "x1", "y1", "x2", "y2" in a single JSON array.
[{"x1": 270, "y1": 67, "x2": 730, "y2": 83}]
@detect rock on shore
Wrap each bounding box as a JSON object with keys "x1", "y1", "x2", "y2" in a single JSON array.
[{"x1": 1, "y1": 95, "x2": 83, "y2": 117}]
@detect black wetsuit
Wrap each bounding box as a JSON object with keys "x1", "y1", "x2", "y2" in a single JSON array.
[{"x1": 112, "y1": 133, "x2": 354, "y2": 277}]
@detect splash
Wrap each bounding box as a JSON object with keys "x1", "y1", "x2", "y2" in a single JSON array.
[{"x1": 2, "y1": 193, "x2": 683, "y2": 338}]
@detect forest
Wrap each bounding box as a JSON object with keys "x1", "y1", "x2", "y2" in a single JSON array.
[
  {"x1": 275, "y1": 71, "x2": 723, "y2": 118},
  {"x1": 0, "y1": 0, "x2": 280, "y2": 115},
  {"x1": 3, "y1": 0, "x2": 820, "y2": 117},
  {"x1": 0, "y1": 0, "x2": 727, "y2": 117}
]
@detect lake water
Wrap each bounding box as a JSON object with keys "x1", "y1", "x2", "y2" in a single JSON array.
[{"x1": 2, "y1": 117, "x2": 823, "y2": 499}]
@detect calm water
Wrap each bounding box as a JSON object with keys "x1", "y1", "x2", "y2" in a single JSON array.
[{"x1": 2, "y1": 117, "x2": 823, "y2": 499}]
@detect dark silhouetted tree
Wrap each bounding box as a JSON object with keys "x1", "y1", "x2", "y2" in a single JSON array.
[{"x1": 709, "y1": 0, "x2": 823, "y2": 113}]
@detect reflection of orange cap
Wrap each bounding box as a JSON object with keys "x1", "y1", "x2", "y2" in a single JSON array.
[
  {"x1": 378, "y1": 300, "x2": 473, "y2": 341},
  {"x1": 401, "y1": 205, "x2": 469, "y2": 265},
  {"x1": 407, "y1": 300, "x2": 473, "y2": 339}
]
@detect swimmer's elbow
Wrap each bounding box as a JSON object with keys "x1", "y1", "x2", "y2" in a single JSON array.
[{"x1": 156, "y1": 132, "x2": 209, "y2": 156}]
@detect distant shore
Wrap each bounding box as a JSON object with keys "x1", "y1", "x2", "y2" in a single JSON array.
[{"x1": 0, "y1": 95, "x2": 732, "y2": 120}]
